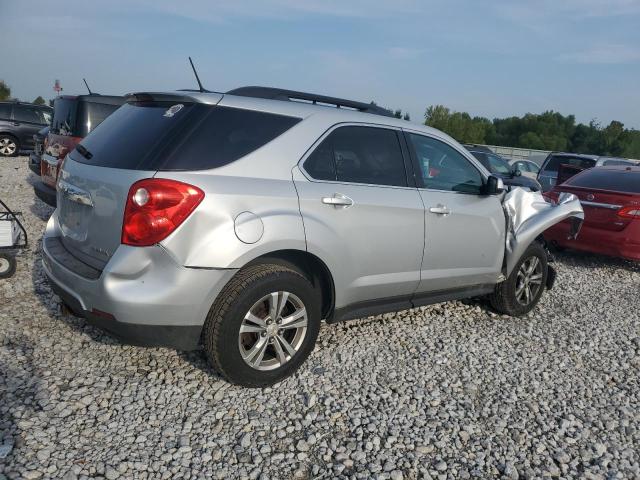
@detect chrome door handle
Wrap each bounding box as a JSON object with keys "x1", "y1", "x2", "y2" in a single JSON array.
[
  {"x1": 429, "y1": 205, "x2": 450, "y2": 215},
  {"x1": 322, "y1": 193, "x2": 353, "y2": 207}
]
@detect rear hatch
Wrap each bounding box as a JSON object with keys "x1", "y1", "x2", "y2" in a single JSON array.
[
  {"x1": 55, "y1": 92, "x2": 301, "y2": 269},
  {"x1": 56, "y1": 94, "x2": 222, "y2": 269}
]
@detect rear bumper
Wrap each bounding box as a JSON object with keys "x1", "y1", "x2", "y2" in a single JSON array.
[
  {"x1": 49, "y1": 280, "x2": 203, "y2": 350},
  {"x1": 33, "y1": 181, "x2": 57, "y2": 207},
  {"x1": 544, "y1": 220, "x2": 640, "y2": 261},
  {"x1": 42, "y1": 214, "x2": 238, "y2": 350}
]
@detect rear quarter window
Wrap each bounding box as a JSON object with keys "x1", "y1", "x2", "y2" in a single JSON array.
[
  {"x1": 74, "y1": 103, "x2": 301, "y2": 170},
  {"x1": 567, "y1": 169, "x2": 640, "y2": 193}
]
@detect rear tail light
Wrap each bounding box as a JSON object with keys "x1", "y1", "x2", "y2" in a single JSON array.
[
  {"x1": 617, "y1": 206, "x2": 640, "y2": 219},
  {"x1": 122, "y1": 178, "x2": 204, "y2": 246}
]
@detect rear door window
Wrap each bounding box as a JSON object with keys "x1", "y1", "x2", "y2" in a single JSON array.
[
  {"x1": 543, "y1": 155, "x2": 596, "y2": 173},
  {"x1": 566, "y1": 169, "x2": 640, "y2": 193},
  {"x1": 74, "y1": 102, "x2": 301, "y2": 171},
  {"x1": 304, "y1": 126, "x2": 407, "y2": 187},
  {"x1": 13, "y1": 105, "x2": 44, "y2": 124}
]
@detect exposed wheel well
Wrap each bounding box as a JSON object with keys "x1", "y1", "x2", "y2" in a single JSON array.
[{"x1": 245, "y1": 249, "x2": 335, "y2": 320}]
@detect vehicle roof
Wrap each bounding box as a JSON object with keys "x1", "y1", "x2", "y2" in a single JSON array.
[
  {"x1": 0, "y1": 100, "x2": 52, "y2": 109},
  {"x1": 126, "y1": 89, "x2": 450, "y2": 139},
  {"x1": 593, "y1": 165, "x2": 640, "y2": 172},
  {"x1": 548, "y1": 152, "x2": 599, "y2": 160}
]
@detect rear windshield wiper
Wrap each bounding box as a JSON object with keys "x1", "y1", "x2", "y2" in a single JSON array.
[{"x1": 75, "y1": 144, "x2": 93, "y2": 160}]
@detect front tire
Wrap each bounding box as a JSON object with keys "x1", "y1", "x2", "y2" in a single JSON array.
[
  {"x1": 490, "y1": 242, "x2": 548, "y2": 316},
  {"x1": 203, "y1": 264, "x2": 321, "y2": 387},
  {"x1": 0, "y1": 135, "x2": 19, "y2": 157}
]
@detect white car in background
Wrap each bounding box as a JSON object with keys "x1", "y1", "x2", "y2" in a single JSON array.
[{"x1": 509, "y1": 159, "x2": 540, "y2": 180}]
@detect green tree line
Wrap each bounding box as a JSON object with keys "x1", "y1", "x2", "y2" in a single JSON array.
[{"x1": 424, "y1": 105, "x2": 640, "y2": 158}]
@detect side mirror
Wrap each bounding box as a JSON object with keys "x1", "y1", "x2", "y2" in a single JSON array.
[
  {"x1": 484, "y1": 175, "x2": 505, "y2": 195},
  {"x1": 512, "y1": 166, "x2": 522, "y2": 177}
]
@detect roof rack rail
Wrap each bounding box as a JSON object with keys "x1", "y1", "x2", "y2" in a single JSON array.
[{"x1": 226, "y1": 86, "x2": 394, "y2": 117}]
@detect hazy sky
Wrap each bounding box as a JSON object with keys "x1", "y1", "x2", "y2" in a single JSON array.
[{"x1": 3, "y1": 0, "x2": 639, "y2": 128}]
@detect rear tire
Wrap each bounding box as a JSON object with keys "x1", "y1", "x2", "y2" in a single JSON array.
[
  {"x1": 0, "y1": 253, "x2": 17, "y2": 279},
  {"x1": 490, "y1": 242, "x2": 548, "y2": 317},
  {"x1": 0, "y1": 135, "x2": 19, "y2": 157},
  {"x1": 202, "y1": 264, "x2": 321, "y2": 387}
]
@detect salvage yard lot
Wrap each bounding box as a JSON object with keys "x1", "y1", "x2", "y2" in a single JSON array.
[{"x1": 1, "y1": 156, "x2": 639, "y2": 479}]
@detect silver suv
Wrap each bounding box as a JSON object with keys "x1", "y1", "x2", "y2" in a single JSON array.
[{"x1": 42, "y1": 87, "x2": 583, "y2": 386}]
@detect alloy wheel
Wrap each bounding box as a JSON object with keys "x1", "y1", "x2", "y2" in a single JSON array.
[
  {"x1": 238, "y1": 291, "x2": 308, "y2": 371},
  {"x1": 0, "y1": 138, "x2": 17, "y2": 156},
  {"x1": 515, "y1": 256, "x2": 543, "y2": 306}
]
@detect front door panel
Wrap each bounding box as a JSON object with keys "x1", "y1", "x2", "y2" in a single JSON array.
[{"x1": 418, "y1": 190, "x2": 505, "y2": 291}]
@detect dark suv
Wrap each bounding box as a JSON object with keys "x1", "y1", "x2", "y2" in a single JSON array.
[
  {"x1": 34, "y1": 94, "x2": 124, "y2": 206},
  {"x1": 0, "y1": 102, "x2": 53, "y2": 156}
]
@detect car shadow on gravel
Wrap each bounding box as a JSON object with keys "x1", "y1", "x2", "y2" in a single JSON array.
[
  {"x1": 25, "y1": 174, "x2": 54, "y2": 222},
  {"x1": 29, "y1": 238, "x2": 125, "y2": 348},
  {"x1": 551, "y1": 249, "x2": 640, "y2": 273},
  {"x1": 0, "y1": 333, "x2": 45, "y2": 465},
  {"x1": 28, "y1": 238, "x2": 225, "y2": 381}
]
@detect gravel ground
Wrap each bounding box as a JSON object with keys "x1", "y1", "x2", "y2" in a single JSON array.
[{"x1": 1, "y1": 156, "x2": 639, "y2": 480}]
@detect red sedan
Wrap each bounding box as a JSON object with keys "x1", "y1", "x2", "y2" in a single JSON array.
[{"x1": 543, "y1": 166, "x2": 640, "y2": 261}]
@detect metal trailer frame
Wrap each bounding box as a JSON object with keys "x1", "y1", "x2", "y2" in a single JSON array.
[{"x1": 0, "y1": 197, "x2": 28, "y2": 279}]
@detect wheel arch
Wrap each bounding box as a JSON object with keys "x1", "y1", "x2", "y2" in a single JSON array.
[{"x1": 245, "y1": 249, "x2": 335, "y2": 321}]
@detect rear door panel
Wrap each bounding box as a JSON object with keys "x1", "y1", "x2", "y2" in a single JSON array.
[{"x1": 294, "y1": 167, "x2": 424, "y2": 308}]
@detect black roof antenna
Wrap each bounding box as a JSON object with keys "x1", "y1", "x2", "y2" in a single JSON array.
[
  {"x1": 83, "y1": 78, "x2": 93, "y2": 94},
  {"x1": 188, "y1": 57, "x2": 206, "y2": 93}
]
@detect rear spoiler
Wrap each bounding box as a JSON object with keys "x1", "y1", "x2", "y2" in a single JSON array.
[{"x1": 125, "y1": 92, "x2": 205, "y2": 104}]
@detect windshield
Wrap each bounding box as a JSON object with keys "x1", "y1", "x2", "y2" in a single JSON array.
[{"x1": 472, "y1": 151, "x2": 511, "y2": 174}]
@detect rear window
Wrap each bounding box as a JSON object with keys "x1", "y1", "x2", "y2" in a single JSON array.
[
  {"x1": 566, "y1": 168, "x2": 640, "y2": 193},
  {"x1": 51, "y1": 98, "x2": 121, "y2": 137},
  {"x1": 543, "y1": 155, "x2": 596, "y2": 173},
  {"x1": 602, "y1": 158, "x2": 635, "y2": 167},
  {"x1": 73, "y1": 102, "x2": 301, "y2": 170},
  {"x1": 51, "y1": 99, "x2": 78, "y2": 136}
]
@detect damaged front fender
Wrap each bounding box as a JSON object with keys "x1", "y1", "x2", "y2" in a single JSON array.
[{"x1": 503, "y1": 188, "x2": 584, "y2": 276}]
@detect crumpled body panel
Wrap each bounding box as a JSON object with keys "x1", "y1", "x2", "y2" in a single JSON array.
[{"x1": 503, "y1": 188, "x2": 584, "y2": 276}]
